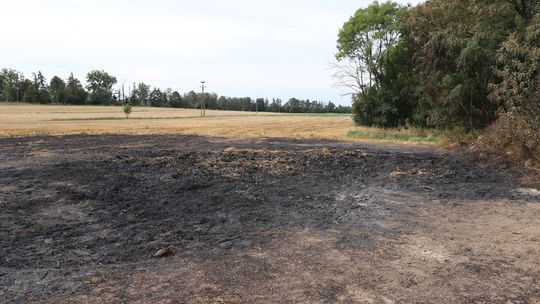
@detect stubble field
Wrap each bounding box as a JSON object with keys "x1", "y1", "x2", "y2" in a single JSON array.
[{"x1": 0, "y1": 104, "x2": 356, "y2": 140}]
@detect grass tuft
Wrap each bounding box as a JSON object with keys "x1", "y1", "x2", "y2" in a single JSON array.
[{"x1": 346, "y1": 129, "x2": 443, "y2": 143}]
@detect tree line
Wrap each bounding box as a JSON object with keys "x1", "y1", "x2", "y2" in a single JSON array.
[
  {"x1": 0, "y1": 69, "x2": 351, "y2": 114},
  {"x1": 336, "y1": 0, "x2": 539, "y2": 158}
]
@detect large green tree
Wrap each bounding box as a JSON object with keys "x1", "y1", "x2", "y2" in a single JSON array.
[
  {"x1": 149, "y1": 88, "x2": 167, "y2": 107},
  {"x1": 49, "y1": 76, "x2": 66, "y2": 104},
  {"x1": 0, "y1": 68, "x2": 24, "y2": 102},
  {"x1": 65, "y1": 73, "x2": 88, "y2": 104},
  {"x1": 33, "y1": 71, "x2": 51, "y2": 104},
  {"x1": 86, "y1": 70, "x2": 117, "y2": 105},
  {"x1": 404, "y1": 0, "x2": 516, "y2": 129},
  {"x1": 334, "y1": 1, "x2": 410, "y2": 126},
  {"x1": 168, "y1": 90, "x2": 183, "y2": 108},
  {"x1": 489, "y1": 14, "x2": 540, "y2": 158},
  {"x1": 130, "y1": 82, "x2": 151, "y2": 106},
  {"x1": 505, "y1": 0, "x2": 540, "y2": 20},
  {"x1": 18, "y1": 79, "x2": 34, "y2": 103}
]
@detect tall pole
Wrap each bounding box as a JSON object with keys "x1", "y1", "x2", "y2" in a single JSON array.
[{"x1": 201, "y1": 81, "x2": 206, "y2": 117}]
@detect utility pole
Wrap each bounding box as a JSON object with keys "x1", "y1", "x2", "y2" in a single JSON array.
[
  {"x1": 201, "y1": 81, "x2": 206, "y2": 117},
  {"x1": 255, "y1": 96, "x2": 258, "y2": 114}
]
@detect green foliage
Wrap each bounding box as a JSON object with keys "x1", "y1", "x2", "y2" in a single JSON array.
[
  {"x1": 65, "y1": 73, "x2": 88, "y2": 105},
  {"x1": 346, "y1": 128, "x2": 442, "y2": 143},
  {"x1": 149, "y1": 88, "x2": 168, "y2": 107},
  {"x1": 49, "y1": 76, "x2": 66, "y2": 104},
  {"x1": 22, "y1": 82, "x2": 37, "y2": 103},
  {"x1": 123, "y1": 102, "x2": 133, "y2": 119},
  {"x1": 339, "y1": 0, "x2": 540, "y2": 163},
  {"x1": 336, "y1": 1, "x2": 404, "y2": 63},
  {"x1": 487, "y1": 15, "x2": 540, "y2": 160},
  {"x1": 338, "y1": 1, "x2": 418, "y2": 127},
  {"x1": 492, "y1": 16, "x2": 540, "y2": 112},
  {"x1": 0, "y1": 68, "x2": 348, "y2": 114},
  {"x1": 506, "y1": 0, "x2": 540, "y2": 21},
  {"x1": 339, "y1": 0, "x2": 537, "y2": 132},
  {"x1": 130, "y1": 82, "x2": 151, "y2": 106},
  {"x1": 86, "y1": 70, "x2": 117, "y2": 105},
  {"x1": 18, "y1": 79, "x2": 34, "y2": 103},
  {"x1": 0, "y1": 68, "x2": 24, "y2": 102},
  {"x1": 30, "y1": 72, "x2": 51, "y2": 104},
  {"x1": 404, "y1": 0, "x2": 516, "y2": 130},
  {"x1": 168, "y1": 91, "x2": 183, "y2": 108},
  {"x1": 336, "y1": 1, "x2": 405, "y2": 91}
]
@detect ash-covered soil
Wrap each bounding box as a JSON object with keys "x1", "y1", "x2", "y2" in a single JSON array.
[{"x1": 0, "y1": 135, "x2": 538, "y2": 303}]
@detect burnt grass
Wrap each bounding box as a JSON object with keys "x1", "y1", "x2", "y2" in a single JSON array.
[{"x1": 0, "y1": 135, "x2": 538, "y2": 303}]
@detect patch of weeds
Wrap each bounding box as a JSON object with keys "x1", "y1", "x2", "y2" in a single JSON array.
[
  {"x1": 443, "y1": 127, "x2": 478, "y2": 145},
  {"x1": 346, "y1": 129, "x2": 443, "y2": 143}
]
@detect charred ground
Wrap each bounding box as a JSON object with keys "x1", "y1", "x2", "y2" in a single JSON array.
[{"x1": 0, "y1": 135, "x2": 539, "y2": 303}]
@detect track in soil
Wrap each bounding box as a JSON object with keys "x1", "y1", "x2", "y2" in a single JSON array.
[{"x1": 0, "y1": 135, "x2": 539, "y2": 303}]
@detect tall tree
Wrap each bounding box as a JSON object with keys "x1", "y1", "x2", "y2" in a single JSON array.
[
  {"x1": 133, "y1": 82, "x2": 151, "y2": 106},
  {"x1": 183, "y1": 91, "x2": 199, "y2": 108},
  {"x1": 33, "y1": 71, "x2": 51, "y2": 104},
  {"x1": 505, "y1": 0, "x2": 540, "y2": 20},
  {"x1": 168, "y1": 90, "x2": 183, "y2": 108},
  {"x1": 404, "y1": 0, "x2": 515, "y2": 129},
  {"x1": 489, "y1": 14, "x2": 540, "y2": 158},
  {"x1": 334, "y1": 1, "x2": 407, "y2": 126},
  {"x1": 19, "y1": 79, "x2": 34, "y2": 103},
  {"x1": 0, "y1": 68, "x2": 24, "y2": 102},
  {"x1": 49, "y1": 76, "x2": 66, "y2": 104},
  {"x1": 65, "y1": 73, "x2": 88, "y2": 105},
  {"x1": 334, "y1": 1, "x2": 404, "y2": 94},
  {"x1": 149, "y1": 88, "x2": 167, "y2": 107},
  {"x1": 86, "y1": 70, "x2": 117, "y2": 105}
]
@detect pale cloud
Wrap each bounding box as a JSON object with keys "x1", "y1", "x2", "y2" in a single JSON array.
[{"x1": 1, "y1": 0, "x2": 421, "y2": 104}]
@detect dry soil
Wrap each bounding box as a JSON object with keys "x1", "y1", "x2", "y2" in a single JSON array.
[{"x1": 0, "y1": 135, "x2": 538, "y2": 303}]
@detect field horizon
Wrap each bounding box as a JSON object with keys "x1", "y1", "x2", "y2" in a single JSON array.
[{"x1": 0, "y1": 103, "x2": 440, "y2": 144}]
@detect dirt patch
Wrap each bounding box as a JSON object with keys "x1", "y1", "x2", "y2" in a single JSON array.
[{"x1": 0, "y1": 135, "x2": 538, "y2": 303}]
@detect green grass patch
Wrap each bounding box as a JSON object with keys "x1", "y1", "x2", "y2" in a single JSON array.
[{"x1": 346, "y1": 129, "x2": 443, "y2": 143}]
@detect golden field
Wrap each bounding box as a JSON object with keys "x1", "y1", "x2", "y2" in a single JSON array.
[
  {"x1": 0, "y1": 104, "x2": 355, "y2": 139},
  {"x1": 0, "y1": 103, "x2": 441, "y2": 143}
]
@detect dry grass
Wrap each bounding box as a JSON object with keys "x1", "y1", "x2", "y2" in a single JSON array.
[
  {"x1": 0, "y1": 104, "x2": 438, "y2": 145},
  {"x1": 0, "y1": 104, "x2": 352, "y2": 140}
]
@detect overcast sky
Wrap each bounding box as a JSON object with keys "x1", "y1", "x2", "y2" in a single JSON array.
[{"x1": 1, "y1": 0, "x2": 420, "y2": 105}]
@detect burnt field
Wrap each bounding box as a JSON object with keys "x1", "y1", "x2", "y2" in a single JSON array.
[{"x1": 0, "y1": 135, "x2": 539, "y2": 303}]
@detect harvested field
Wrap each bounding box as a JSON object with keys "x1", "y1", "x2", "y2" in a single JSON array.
[
  {"x1": 0, "y1": 104, "x2": 354, "y2": 140},
  {"x1": 0, "y1": 104, "x2": 442, "y2": 144},
  {"x1": 0, "y1": 135, "x2": 539, "y2": 303}
]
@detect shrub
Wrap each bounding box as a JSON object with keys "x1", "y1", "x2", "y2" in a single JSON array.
[
  {"x1": 123, "y1": 103, "x2": 133, "y2": 119},
  {"x1": 482, "y1": 15, "x2": 540, "y2": 166}
]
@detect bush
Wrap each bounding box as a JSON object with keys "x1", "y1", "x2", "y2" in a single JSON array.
[
  {"x1": 123, "y1": 103, "x2": 133, "y2": 119},
  {"x1": 483, "y1": 15, "x2": 540, "y2": 166}
]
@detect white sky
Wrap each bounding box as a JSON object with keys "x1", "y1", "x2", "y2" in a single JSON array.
[{"x1": 1, "y1": 0, "x2": 420, "y2": 105}]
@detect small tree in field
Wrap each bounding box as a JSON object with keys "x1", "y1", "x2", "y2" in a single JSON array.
[{"x1": 123, "y1": 102, "x2": 133, "y2": 119}]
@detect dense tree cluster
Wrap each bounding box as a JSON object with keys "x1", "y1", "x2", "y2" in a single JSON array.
[
  {"x1": 336, "y1": 0, "x2": 538, "y2": 127},
  {"x1": 0, "y1": 69, "x2": 351, "y2": 114},
  {"x1": 336, "y1": 0, "x2": 539, "y2": 158}
]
